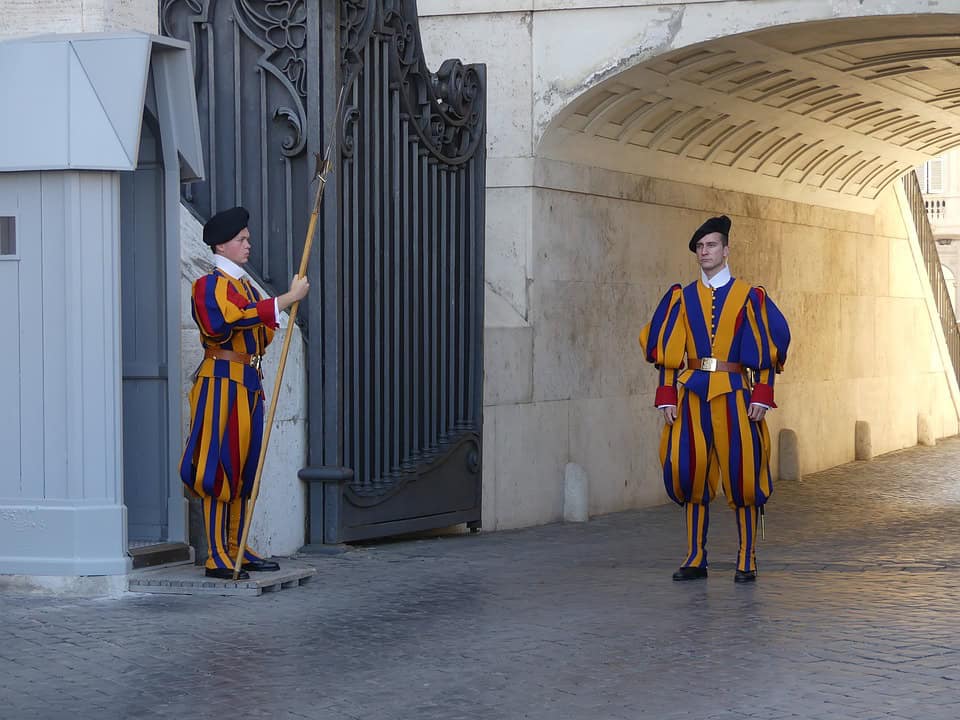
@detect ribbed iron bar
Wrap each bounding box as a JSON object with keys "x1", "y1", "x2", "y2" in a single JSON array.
[
  {"x1": 371, "y1": 36, "x2": 382, "y2": 486},
  {"x1": 410, "y1": 139, "x2": 422, "y2": 463},
  {"x1": 430, "y1": 160, "x2": 439, "y2": 450},
  {"x1": 391, "y1": 87, "x2": 402, "y2": 475},
  {"x1": 466, "y1": 165, "x2": 478, "y2": 426},
  {"x1": 205, "y1": 22, "x2": 217, "y2": 213},
  {"x1": 422, "y1": 150, "x2": 432, "y2": 453},
  {"x1": 439, "y1": 165, "x2": 449, "y2": 441},
  {"x1": 342, "y1": 144, "x2": 353, "y2": 471},
  {"x1": 448, "y1": 168, "x2": 458, "y2": 433},
  {"x1": 351, "y1": 74, "x2": 362, "y2": 486},
  {"x1": 361, "y1": 40, "x2": 373, "y2": 489},
  {"x1": 456, "y1": 167, "x2": 467, "y2": 428},
  {"x1": 285, "y1": 158, "x2": 293, "y2": 281},
  {"x1": 233, "y1": 18, "x2": 241, "y2": 206},
  {"x1": 903, "y1": 171, "x2": 960, "y2": 388},
  {"x1": 259, "y1": 70, "x2": 270, "y2": 283},
  {"x1": 476, "y1": 155, "x2": 487, "y2": 428},
  {"x1": 400, "y1": 121, "x2": 414, "y2": 469}
]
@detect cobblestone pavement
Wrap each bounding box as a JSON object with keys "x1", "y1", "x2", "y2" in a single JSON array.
[{"x1": 5, "y1": 439, "x2": 960, "y2": 720}]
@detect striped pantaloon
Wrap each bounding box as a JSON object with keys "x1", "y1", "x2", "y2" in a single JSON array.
[{"x1": 660, "y1": 387, "x2": 772, "y2": 572}]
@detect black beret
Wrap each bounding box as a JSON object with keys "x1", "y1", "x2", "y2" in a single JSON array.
[
  {"x1": 203, "y1": 206, "x2": 249, "y2": 247},
  {"x1": 689, "y1": 215, "x2": 731, "y2": 252}
]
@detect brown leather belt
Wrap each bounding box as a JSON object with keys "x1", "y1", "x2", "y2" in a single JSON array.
[
  {"x1": 204, "y1": 347, "x2": 262, "y2": 370},
  {"x1": 689, "y1": 357, "x2": 742, "y2": 373}
]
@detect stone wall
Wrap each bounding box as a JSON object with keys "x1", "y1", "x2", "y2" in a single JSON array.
[
  {"x1": 481, "y1": 162, "x2": 960, "y2": 530},
  {"x1": 0, "y1": 0, "x2": 157, "y2": 36},
  {"x1": 419, "y1": 0, "x2": 960, "y2": 532}
]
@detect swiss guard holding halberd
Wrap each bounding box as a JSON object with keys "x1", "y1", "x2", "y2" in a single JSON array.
[
  {"x1": 179, "y1": 207, "x2": 309, "y2": 580},
  {"x1": 639, "y1": 215, "x2": 791, "y2": 584}
]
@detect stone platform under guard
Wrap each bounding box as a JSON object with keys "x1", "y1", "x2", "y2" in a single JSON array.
[{"x1": 128, "y1": 558, "x2": 316, "y2": 597}]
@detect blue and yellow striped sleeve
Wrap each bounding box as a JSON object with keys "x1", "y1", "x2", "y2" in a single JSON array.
[
  {"x1": 192, "y1": 275, "x2": 277, "y2": 342},
  {"x1": 639, "y1": 284, "x2": 686, "y2": 406},
  {"x1": 740, "y1": 286, "x2": 790, "y2": 406}
]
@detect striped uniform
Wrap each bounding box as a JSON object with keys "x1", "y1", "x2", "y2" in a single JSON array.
[
  {"x1": 639, "y1": 277, "x2": 790, "y2": 572},
  {"x1": 179, "y1": 268, "x2": 278, "y2": 570}
]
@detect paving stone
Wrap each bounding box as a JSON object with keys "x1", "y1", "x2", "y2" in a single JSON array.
[{"x1": 5, "y1": 440, "x2": 960, "y2": 718}]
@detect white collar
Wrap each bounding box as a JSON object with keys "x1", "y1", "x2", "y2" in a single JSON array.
[
  {"x1": 213, "y1": 254, "x2": 248, "y2": 281},
  {"x1": 701, "y1": 265, "x2": 731, "y2": 289}
]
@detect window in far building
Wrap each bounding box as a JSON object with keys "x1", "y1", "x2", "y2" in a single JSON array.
[
  {"x1": 0, "y1": 217, "x2": 14, "y2": 256},
  {"x1": 919, "y1": 156, "x2": 945, "y2": 194}
]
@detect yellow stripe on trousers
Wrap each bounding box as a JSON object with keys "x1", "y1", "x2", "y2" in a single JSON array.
[
  {"x1": 202, "y1": 496, "x2": 263, "y2": 569},
  {"x1": 659, "y1": 387, "x2": 772, "y2": 509},
  {"x1": 202, "y1": 496, "x2": 232, "y2": 569},
  {"x1": 683, "y1": 502, "x2": 709, "y2": 568},
  {"x1": 736, "y1": 506, "x2": 759, "y2": 572}
]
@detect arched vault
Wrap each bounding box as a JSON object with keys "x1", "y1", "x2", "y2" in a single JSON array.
[{"x1": 539, "y1": 15, "x2": 960, "y2": 211}]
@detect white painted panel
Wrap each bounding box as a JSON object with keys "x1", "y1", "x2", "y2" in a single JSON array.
[
  {"x1": 0, "y1": 261, "x2": 21, "y2": 497},
  {"x1": 0, "y1": 44, "x2": 69, "y2": 170},
  {"x1": 0, "y1": 504, "x2": 130, "y2": 576},
  {"x1": 0, "y1": 173, "x2": 43, "y2": 500},
  {"x1": 71, "y1": 36, "x2": 151, "y2": 164},
  {"x1": 39, "y1": 173, "x2": 68, "y2": 498},
  {"x1": 68, "y1": 50, "x2": 133, "y2": 169},
  {"x1": 42, "y1": 172, "x2": 123, "y2": 502},
  {"x1": 77, "y1": 173, "x2": 117, "y2": 500},
  {"x1": 62, "y1": 173, "x2": 85, "y2": 500}
]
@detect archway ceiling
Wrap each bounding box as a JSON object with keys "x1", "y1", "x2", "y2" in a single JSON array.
[{"x1": 544, "y1": 16, "x2": 960, "y2": 209}]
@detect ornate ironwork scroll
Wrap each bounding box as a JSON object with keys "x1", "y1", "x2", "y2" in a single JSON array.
[{"x1": 160, "y1": 0, "x2": 318, "y2": 297}]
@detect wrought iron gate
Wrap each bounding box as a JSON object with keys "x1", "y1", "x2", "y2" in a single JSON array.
[{"x1": 161, "y1": 0, "x2": 486, "y2": 543}]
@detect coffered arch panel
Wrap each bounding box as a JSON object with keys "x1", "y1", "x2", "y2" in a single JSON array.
[{"x1": 540, "y1": 16, "x2": 960, "y2": 209}]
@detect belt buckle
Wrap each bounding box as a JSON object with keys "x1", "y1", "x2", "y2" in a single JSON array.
[
  {"x1": 250, "y1": 355, "x2": 262, "y2": 370},
  {"x1": 700, "y1": 357, "x2": 718, "y2": 372}
]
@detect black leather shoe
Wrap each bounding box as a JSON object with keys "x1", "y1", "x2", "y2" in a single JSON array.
[
  {"x1": 734, "y1": 569, "x2": 757, "y2": 583},
  {"x1": 205, "y1": 567, "x2": 249, "y2": 580},
  {"x1": 242, "y1": 558, "x2": 280, "y2": 572},
  {"x1": 672, "y1": 566, "x2": 708, "y2": 581}
]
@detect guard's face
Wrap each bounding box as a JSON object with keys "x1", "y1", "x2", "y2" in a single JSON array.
[
  {"x1": 216, "y1": 228, "x2": 252, "y2": 265},
  {"x1": 695, "y1": 232, "x2": 728, "y2": 274}
]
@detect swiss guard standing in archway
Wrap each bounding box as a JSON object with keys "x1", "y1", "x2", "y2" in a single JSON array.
[
  {"x1": 639, "y1": 215, "x2": 791, "y2": 583},
  {"x1": 179, "y1": 207, "x2": 310, "y2": 580}
]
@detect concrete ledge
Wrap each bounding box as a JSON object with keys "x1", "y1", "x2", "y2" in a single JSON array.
[
  {"x1": 0, "y1": 574, "x2": 128, "y2": 597},
  {"x1": 0, "y1": 503, "x2": 131, "y2": 575}
]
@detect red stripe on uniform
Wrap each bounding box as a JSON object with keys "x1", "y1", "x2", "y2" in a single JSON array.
[
  {"x1": 226, "y1": 283, "x2": 252, "y2": 310},
  {"x1": 227, "y1": 398, "x2": 242, "y2": 496},
  {"x1": 213, "y1": 466, "x2": 224, "y2": 500},
  {"x1": 194, "y1": 276, "x2": 215, "y2": 335},
  {"x1": 685, "y1": 397, "x2": 697, "y2": 486}
]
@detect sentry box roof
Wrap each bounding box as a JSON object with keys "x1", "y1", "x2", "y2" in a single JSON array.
[{"x1": 0, "y1": 32, "x2": 203, "y2": 180}]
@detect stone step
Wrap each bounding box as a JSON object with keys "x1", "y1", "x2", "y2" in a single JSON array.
[
  {"x1": 128, "y1": 542, "x2": 194, "y2": 570},
  {"x1": 128, "y1": 558, "x2": 316, "y2": 597}
]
